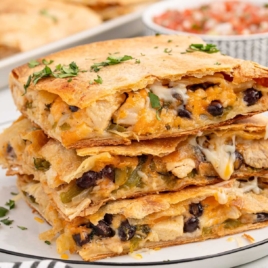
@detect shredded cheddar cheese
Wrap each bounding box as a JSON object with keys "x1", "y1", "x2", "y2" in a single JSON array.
[{"x1": 34, "y1": 217, "x2": 44, "y2": 224}]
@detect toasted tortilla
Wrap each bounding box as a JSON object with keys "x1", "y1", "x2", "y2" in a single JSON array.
[
  {"x1": 2, "y1": 116, "x2": 268, "y2": 220},
  {"x1": 9, "y1": 35, "x2": 268, "y2": 148},
  {"x1": 0, "y1": 0, "x2": 101, "y2": 59},
  {"x1": 18, "y1": 175, "x2": 268, "y2": 261}
]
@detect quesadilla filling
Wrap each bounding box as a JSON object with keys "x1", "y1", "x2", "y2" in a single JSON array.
[
  {"x1": 20, "y1": 177, "x2": 268, "y2": 261},
  {"x1": 2, "y1": 117, "x2": 268, "y2": 220},
  {"x1": 15, "y1": 72, "x2": 267, "y2": 147}
]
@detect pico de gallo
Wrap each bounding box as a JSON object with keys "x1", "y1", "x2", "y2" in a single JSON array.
[{"x1": 153, "y1": 1, "x2": 268, "y2": 35}]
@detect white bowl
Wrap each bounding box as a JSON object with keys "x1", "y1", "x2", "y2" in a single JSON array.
[{"x1": 143, "y1": 0, "x2": 268, "y2": 66}]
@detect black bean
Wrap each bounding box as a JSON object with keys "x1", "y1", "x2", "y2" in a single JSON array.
[
  {"x1": 92, "y1": 220, "x2": 115, "y2": 237},
  {"x1": 104, "y1": 214, "x2": 113, "y2": 225},
  {"x1": 6, "y1": 143, "x2": 16, "y2": 158},
  {"x1": 184, "y1": 217, "x2": 199, "y2": 233},
  {"x1": 178, "y1": 108, "x2": 192, "y2": 119},
  {"x1": 118, "y1": 220, "x2": 136, "y2": 241},
  {"x1": 207, "y1": 101, "x2": 223, "y2": 116},
  {"x1": 101, "y1": 165, "x2": 115, "y2": 182},
  {"x1": 256, "y1": 213, "x2": 268, "y2": 222},
  {"x1": 234, "y1": 151, "x2": 244, "y2": 170},
  {"x1": 172, "y1": 93, "x2": 183, "y2": 102},
  {"x1": 187, "y1": 82, "x2": 216, "y2": 91},
  {"x1": 189, "y1": 203, "x2": 203, "y2": 217},
  {"x1": 76, "y1": 171, "x2": 101, "y2": 188},
  {"x1": 243, "y1": 88, "x2": 262, "y2": 106},
  {"x1": 69, "y1": 105, "x2": 79, "y2": 112},
  {"x1": 72, "y1": 233, "x2": 92, "y2": 247}
]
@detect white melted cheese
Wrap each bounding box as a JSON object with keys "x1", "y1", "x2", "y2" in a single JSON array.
[
  {"x1": 198, "y1": 136, "x2": 236, "y2": 180},
  {"x1": 239, "y1": 177, "x2": 262, "y2": 194},
  {"x1": 150, "y1": 82, "x2": 189, "y2": 104}
]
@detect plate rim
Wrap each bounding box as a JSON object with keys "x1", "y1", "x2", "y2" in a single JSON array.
[{"x1": 1, "y1": 237, "x2": 268, "y2": 266}]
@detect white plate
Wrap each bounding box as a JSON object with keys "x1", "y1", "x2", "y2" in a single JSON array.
[
  {"x1": 0, "y1": 167, "x2": 268, "y2": 268},
  {"x1": 0, "y1": 10, "x2": 145, "y2": 90}
]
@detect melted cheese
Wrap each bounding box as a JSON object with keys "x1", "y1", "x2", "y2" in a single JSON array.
[
  {"x1": 265, "y1": 123, "x2": 268, "y2": 140},
  {"x1": 198, "y1": 136, "x2": 236, "y2": 180},
  {"x1": 239, "y1": 177, "x2": 261, "y2": 194},
  {"x1": 150, "y1": 82, "x2": 189, "y2": 104}
]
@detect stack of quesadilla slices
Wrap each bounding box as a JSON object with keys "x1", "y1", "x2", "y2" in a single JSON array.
[{"x1": 1, "y1": 35, "x2": 268, "y2": 261}]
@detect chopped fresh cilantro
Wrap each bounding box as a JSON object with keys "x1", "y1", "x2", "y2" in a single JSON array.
[
  {"x1": 90, "y1": 55, "x2": 133, "y2": 72},
  {"x1": 214, "y1": 62, "x2": 221, "y2": 65},
  {"x1": 185, "y1": 44, "x2": 220, "y2": 54},
  {"x1": 1, "y1": 218, "x2": 13, "y2": 226},
  {"x1": 11, "y1": 192, "x2": 18, "y2": 196},
  {"x1": 155, "y1": 33, "x2": 161, "y2": 36},
  {"x1": 45, "y1": 241, "x2": 51, "y2": 245},
  {"x1": 42, "y1": 59, "x2": 54, "y2": 65},
  {"x1": 40, "y1": 9, "x2": 58, "y2": 23},
  {"x1": 154, "y1": 46, "x2": 158, "y2": 49},
  {"x1": 17, "y1": 226, "x2": 27, "y2": 230},
  {"x1": 0, "y1": 207, "x2": 8, "y2": 217},
  {"x1": 33, "y1": 158, "x2": 51, "y2": 171},
  {"x1": 5, "y1": 200, "x2": 15, "y2": 210},
  {"x1": 28, "y1": 60, "x2": 40, "y2": 68},
  {"x1": 168, "y1": 40, "x2": 172, "y2": 43},
  {"x1": 135, "y1": 59, "x2": 140, "y2": 64},
  {"x1": 67, "y1": 78, "x2": 72, "y2": 82},
  {"x1": 23, "y1": 75, "x2": 32, "y2": 96},
  {"x1": 164, "y1": 48, "x2": 172, "y2": 53},
  {"x1": 148, "y1": 92, "x2": 162, "y2": 121},
  {"x1": 94, "y1": 75, "x2": 103, "y2": 84}
]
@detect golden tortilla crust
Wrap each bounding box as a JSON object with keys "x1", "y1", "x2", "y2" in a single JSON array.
[{"x1": 10, "y1": 35, "x2": 268, "y2": 109}]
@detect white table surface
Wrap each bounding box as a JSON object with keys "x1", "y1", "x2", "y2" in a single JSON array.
[{"x1": 0, "y1": 87, "x2": 268, "y2": 268}]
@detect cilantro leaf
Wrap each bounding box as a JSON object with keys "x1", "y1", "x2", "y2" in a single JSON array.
[
  {"x1": 94, "y1": 75, "x2": 103, "y2": 84},
  {"x1": 23, "y1": 75, "x2": 32, "y2": 96},
  {"x1": 185, "y1": 44, "x2": 220, "y2": 54},
  {"x1": 11, "y1": 192, "x2": 18, "y2": 196},
  {"x1": 164, "y1": 48, "x2": 172, "y2": 53},
  {"x1": 42, "y1": 59, "x2": 54, "y2": 65},
  {"x1": 0, "y1": 207, "x2": 8, "y2": 218},
  {"x1": 90, "y1": 55, "x2": 133, "y2": 72},
  {"x1": 40, "y1": 9, "x2": 58, "y2": 23},
  {"x1": 17, "y1": 226, "x2": 27, "y2": 230},
  {"x1": 148, "y1": 92, "x2": 161, "y2": 109},
  {"x1": 5, "y1": 200, "x2": 15, "y2": 210},
  {"x1": 28, "y1": 60, "x2": 40, "y2": 68},
  {"x1": 45, "y1": 241, "x2": 51, "y2": 245},
  {"x1": 1, "y1": 218, "x2": 13, "y2": 225}
]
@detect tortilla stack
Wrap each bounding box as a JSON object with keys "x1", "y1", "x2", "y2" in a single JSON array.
[
  {"x1": 9, "y1": 35, "x2": 268, "y2": 149},
  {"x1": 1, "y1": 115, "x2": 268, "y2": 221},
  {"x1": 18, "y1": 174, "x2": 268, "y2": 261},
  {"x1": 0, "y1": 0, "x2": 101, "y2": 59}
]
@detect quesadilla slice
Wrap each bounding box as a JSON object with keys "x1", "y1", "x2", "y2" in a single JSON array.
[
  {"x1": 0, "y1": 0, "x2": 101, "y2": 59},
  {"x1": 1, "y1": 116, "x2": 268, "y2": 220},
  {"x1": 9, "y1": 35, "x2": 268, "y2": 148},
  {"x1": 18, "y1": 175, "x2": 268, "y2": 261}
]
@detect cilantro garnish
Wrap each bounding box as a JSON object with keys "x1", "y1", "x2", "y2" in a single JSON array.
[
  {"x1": 164, "y1": 48, "x2": 172, "y2": 54},
  {"x1": 214, "y1": 62, "x2": 221, "y2": 65},
  {"x1": 0, "y1": 207, "x2": 8, "y2": 217},
  {"x1": 135, "y1": 59, "x2": 141, "y2": 64},
  {"x1": 40, "y1": 9, "x2": 58, "y2": 23},
  {"x1": 184, "y1": 44, "x2": 220, "y2": 54},
  {"x1": 1, "y1": 218, "x2": 13, "y2": 226},
  {"x1": 45, "y1": 241, "x2": 51, "y2": 245},
  {"x1": 155, "y1": 33, "x2": 161, "y2": 36},
  {"x1": 42, "y1": 59, "x2": 54, "y2": 65},
  {"x1": 148, "y1": 92, "x2": 162, "y2": 121},
  {"x1": 94, "y1": 75, "x2": 103, "y2": 84},
  {"x1": 5, "y1": 200, "x2": 15, "y2": 210},
  {"x1": 23, "y1": 61, "x2": 84, "y2": 95},
  {"x1": 11, "y1": 192, "x2": 18, "y2": 196},
  {"x1": 90, "y1": 55, "x2": 133, "y2": 72},
  {"x1": 28, "y1": 60, "x2": 40, "y2": 68},
  {"x1": 17, "y1": 226, "x2": 27, "y2": 230}
]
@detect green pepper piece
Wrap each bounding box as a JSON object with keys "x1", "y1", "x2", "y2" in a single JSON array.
[
  {"x1": 129, "y1": 234, "x2": 143, "y2": 252},
  {"x1": 224, "y1": 219, "x2": 242, "y2": 229},
  {"x1": 115, "y1": 168, "x2": 132, "y2": 186},
  {"x1": 33, "y1": 158, "x2": 51, "y2": 171},
  {"x1": 60, "y1": 185, "x2": 84, "y2": 204},
  {"x1": 107, "y1": 123, "x2": 126, "y2": 133}
]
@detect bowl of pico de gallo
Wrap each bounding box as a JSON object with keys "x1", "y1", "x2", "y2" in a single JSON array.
[{"x1": 143, "y1": 0, "x2": 268, "y2": 66}]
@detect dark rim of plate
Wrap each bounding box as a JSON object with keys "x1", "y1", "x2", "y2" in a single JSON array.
[{"x1": 0, "y1": 238, "x2": 268, "y2": 266}]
